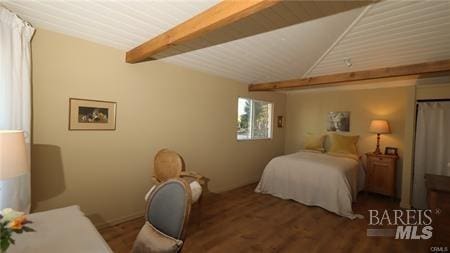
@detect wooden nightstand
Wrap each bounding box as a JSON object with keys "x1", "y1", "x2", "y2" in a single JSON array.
[{"x1": 365, "y1": 153, "x2": 398, "y2": 197}]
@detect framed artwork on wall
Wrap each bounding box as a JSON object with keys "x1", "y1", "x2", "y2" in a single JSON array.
[
  {"x1": 327, "y1": 111, "x2": 350, "y2": 132},
  {"x1": 277, "y1": 116, "x2": 284, "y2": 128},
  {"x1": 69, "y1": 98, "x2": 117, "y2": 130}
]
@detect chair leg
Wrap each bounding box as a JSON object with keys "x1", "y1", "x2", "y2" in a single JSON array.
[{"x1": 196, "y1": 195, "x2": 203, "y2": 228}]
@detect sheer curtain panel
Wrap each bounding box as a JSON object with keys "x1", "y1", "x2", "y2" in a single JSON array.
[
  {"x1": 0, "y1": 6, "x2": 34, "y2": 212},
  {"x1": 412, "y1": 101, "x2": 450, "y2": 209}
]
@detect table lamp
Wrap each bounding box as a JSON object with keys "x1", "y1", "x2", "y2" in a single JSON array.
[
  {"x1": 0, "y1": 130, "x2": 30, "y2": 210},
  {"x1": 369, "y1": 120, "x2": 390, "y2": 155}
]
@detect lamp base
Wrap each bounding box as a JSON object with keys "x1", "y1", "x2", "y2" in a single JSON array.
[
  {"x1": 373, "y1": 148, "x2": 382, "y2": 155},
  {"x1": 373, "y1": 133, "x2": 382, "y2": 155}
]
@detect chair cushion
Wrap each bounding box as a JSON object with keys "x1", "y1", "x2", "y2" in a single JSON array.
[
  {"x1": 189, "y1": 181, "x2": 202, "y2": 203},
  {"x1": 148, "y1": 181, "x2": 189, "y2": 239},
  {"x1": 132, "y1": 222, "x2": 183, "y2": 253}
]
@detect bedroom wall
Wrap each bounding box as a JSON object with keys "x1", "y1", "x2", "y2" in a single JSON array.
[
  {"x1": 403, "y1": 76, "x2": 450, "y2": 208},
  {"x1": 284, "y1": 83, "x2": 413, "y2": 156},
  {"x1": 284, "y1": 75, "x2": 450, "y2": 206},
  {"x1": 30, "y1": 29, "x2": 286, "y2": 227},
  {"x1": 284, "y1": 79, "x2": 416, "y2": 199},
  {"x1": 416, "y1": 76, "x2": 450, "y2": 100}
]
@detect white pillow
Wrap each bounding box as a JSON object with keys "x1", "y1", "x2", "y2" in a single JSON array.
[{"x1": 189, "y1": 181, "x2": 202, "y2": 203}]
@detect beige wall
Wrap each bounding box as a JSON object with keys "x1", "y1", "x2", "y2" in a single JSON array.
[
  {"x1": 400, "y1": 76, "x2": 450, "y2": 208},
  {"x1": 30, "y1": 28, "x2": 450, "y2": 226},
  {"x1": 285, "y1": 83, "x2": 413, "y2": 198},
  {"x1": 284, "y1": 75, "x2": 450, "y2": 207},
  {"x1": 416, "y1": 76, "x2": 450, "y2": 100},
  {"x1": 285, "y1": 85, "x2": 412, "y2": 155},
  {"x1": 31, "y1": 29, "x2": 286, "y2": 227},
  {"x1": 402, "y1": 78, "x2": 450, "y2": 208}
]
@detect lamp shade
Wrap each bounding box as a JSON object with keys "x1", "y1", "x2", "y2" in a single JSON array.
[
  {"x1": 0, "y1": 130, "x2": 29, "y2": 180},
  {"x1": 369, "y1": 120, "x2": 391, "y2": 134}
]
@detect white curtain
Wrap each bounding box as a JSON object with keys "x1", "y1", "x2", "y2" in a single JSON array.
[
  {"x1": 412, "y1": 101, "x2": 450, "y2": 209},
  {"x1": 0, "y1": 6, "x2": 34, "y2": 212}
]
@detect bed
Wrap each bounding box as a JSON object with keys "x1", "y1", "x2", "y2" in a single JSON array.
[
  {"x1": 255, "y1": 151, "x2": 365, "y2": 219},
  {"x1": 8, "y1": 206, "x2": 113, "y2": 253}
]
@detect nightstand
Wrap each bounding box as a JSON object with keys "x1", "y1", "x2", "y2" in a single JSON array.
[{"x1": 365, "y1": 153, "x2": 398, "y2": 197}]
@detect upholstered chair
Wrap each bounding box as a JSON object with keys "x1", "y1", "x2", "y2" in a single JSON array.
[
  {"x1": 152, "y1": 149, "x2": 209, "y2": 203},
  {"x1": 132, "y1": 179, "x2": 192, "y2": 253}
]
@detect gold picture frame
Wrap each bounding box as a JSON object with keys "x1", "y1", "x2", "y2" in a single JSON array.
[{"x1": 69, "y1": 98, "x2": 117, "y2": 130}]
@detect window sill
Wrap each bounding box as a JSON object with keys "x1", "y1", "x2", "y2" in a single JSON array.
[{"x1": 237, "y1": 138, "x2": 273, "y2": 142}]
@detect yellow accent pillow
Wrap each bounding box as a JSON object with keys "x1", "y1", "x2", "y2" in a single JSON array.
[
  {"x1": 304, "y1": 134, "x2": 326, "y2": 152},
  {"x1": 328, "y1": 134, "x2": 359, "y2": 156}
]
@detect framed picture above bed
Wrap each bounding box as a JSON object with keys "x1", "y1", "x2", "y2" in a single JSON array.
[
  {"x1": 327, "y1": 111, "x2": 350, "y2": 132},
  {"x1": 69, "y1": 98, "x2": 117, "y2": 130}
]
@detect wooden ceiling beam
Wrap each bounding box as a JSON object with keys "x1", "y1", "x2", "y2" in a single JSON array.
[
  {"x1": 126, "y1": 0, "x2": 281, "y2": 63},
  {"x1": 248, "y1": 59, "x2": 450, "y2": 91}
]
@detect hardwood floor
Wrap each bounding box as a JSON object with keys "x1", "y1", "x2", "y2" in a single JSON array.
[{"x1": 100, "y1": 184, "x2": 448, "y2": 253}]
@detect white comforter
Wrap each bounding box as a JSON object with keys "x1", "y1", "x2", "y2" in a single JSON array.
[{"x1": 255, "y1": 151, "x2": 364, "y2": 219}]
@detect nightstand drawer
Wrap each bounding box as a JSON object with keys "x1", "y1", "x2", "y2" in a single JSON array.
[
  {"x1": 367, "y1": 164, "x2": 395, "y2": 195},
  {"x1": 371, "y1": 157, "x2": 393, "y2": 165}
]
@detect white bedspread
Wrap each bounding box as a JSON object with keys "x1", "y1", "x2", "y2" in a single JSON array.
[
  {"x1": 255, "y1": 151, "x2": 365, "y2": 219},
  {"x1": 8, "y1": 206, "x2": 113, "y2": 253}
]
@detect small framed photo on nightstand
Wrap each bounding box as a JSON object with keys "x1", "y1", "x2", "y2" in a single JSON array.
[{"x1": 385, "y1": 147, "x2": 398, "y2": 156}]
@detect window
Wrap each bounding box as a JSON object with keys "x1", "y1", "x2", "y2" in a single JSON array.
[{"x1": 237, "y1": 97, "x2": 273, "y2": 140}]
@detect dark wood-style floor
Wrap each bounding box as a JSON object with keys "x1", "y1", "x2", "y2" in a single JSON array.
[{"x1": 100, "y1": 184, "x2": 447, "y2": 253}]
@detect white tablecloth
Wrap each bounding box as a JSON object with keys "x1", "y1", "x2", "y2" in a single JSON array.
[{"x1": 8, "y1": 205, "x2": 113, "y2": 253}]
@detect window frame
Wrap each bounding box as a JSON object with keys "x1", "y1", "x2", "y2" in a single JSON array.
[{"x1": 236, "y1": 97, "x2": 274, "y2": 141}]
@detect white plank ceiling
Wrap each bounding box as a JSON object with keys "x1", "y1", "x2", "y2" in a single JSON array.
[
  {"x1": 1, "y1": 0, "x2": 449, "y2": 84},
  {"x1": 0, "y1": 0, "x2": 219, "y2": 50},
  {"x1": 306, "y1": 0, "x2": 450, "y2": 77},
  {"x1": 165, "y1": 6, "x2": 364, "y2": 83}
]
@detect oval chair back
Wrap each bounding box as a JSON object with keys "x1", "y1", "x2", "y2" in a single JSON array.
[
  {"x1": 146, "y1": 179, "x2": 192, "y2": 240},
  {"x1": 154, "y1": 149, "x2": 185, "y2": 182}
]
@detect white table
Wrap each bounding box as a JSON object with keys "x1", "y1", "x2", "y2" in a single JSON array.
[{"x1": 8, "y1": 206, "x2": 113, "y2": 253}]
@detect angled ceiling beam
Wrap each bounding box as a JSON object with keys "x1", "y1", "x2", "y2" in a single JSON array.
[
  {"x1": 126, "y1": 0, "x2": 281, "y2": 63},
  {"x1": 249, "y1": 59, "x2": 450, "y2": 91}
]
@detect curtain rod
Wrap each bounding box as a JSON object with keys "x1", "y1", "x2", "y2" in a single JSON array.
[{"x1": 416, "y1": 98, "x2": 450, "y2": 103}]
